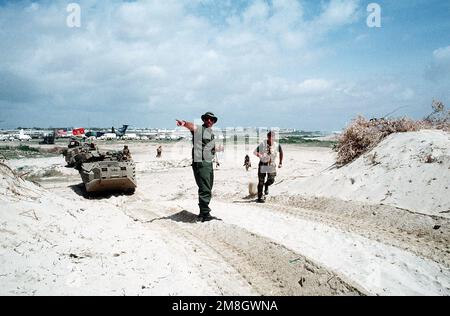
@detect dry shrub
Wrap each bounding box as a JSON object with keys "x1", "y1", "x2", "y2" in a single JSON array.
[
  {"x1": 41, "y1": 146, "x2": 65, "y2": 155},
  {"x1": 422, "y1": 100, "x2": 450, "y2": 131},
  {"x1": 42, "y1": 168, "x2": 64, "y2": 178},
  {"x1": 335, "y1": 116, "x2": 421, "y2": 166},
  {"x1": 0, "y1": 162, "x2": 17, "y2": 177},
  {"x1": 335, "y1": 100, "x2": 449, "y2": 166}
]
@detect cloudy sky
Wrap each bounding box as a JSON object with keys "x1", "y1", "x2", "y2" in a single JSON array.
[{"x1": 0, "y1": 0, "x2": 449, "y2": 130}]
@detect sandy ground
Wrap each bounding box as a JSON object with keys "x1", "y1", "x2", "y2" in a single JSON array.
[{"x1": 1, "y1": 131, "x2": 449, "y2": 296}]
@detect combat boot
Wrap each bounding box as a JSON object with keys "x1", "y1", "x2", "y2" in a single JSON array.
[
  {"x1": 256, "y1": 195, "x2": 265, "y2": 203},
  {"x1": 197, "y1": 213, "x2": 215, "y2": 222}
]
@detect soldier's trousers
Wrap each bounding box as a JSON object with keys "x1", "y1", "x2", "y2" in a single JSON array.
[
  {"x1": 258, "y1": 163, "x2": 276, "y2": 199},
  {"x1": 192, "y1": 161, "x2": 214, "y2": 216}
]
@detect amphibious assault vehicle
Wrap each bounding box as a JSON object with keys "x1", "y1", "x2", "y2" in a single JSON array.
[
  {"x1": 63, "y1": 140, "x2": 136, "y2": 194},
  {"x1": 78, "y1": 152, "x2": 136, "y2": 193},
  {"x1": 62, "y1": 139, "x2": 97, "y2": 167}
]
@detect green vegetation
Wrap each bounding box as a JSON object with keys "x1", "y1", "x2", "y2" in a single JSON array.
[
  {"x1": 217, "y1": 135, "x2": 336, "y2": 148},
  {"x1": 280, "y1": 136, "x2": 336, "y2": 148},
  {"x1": 17, "y1": 145, "x2": 40, "y2": 152},
  {"x1": 0, "y1": 145, "x2": 60, "y2": 160}
]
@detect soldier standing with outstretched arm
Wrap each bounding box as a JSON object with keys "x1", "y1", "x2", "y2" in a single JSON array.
[
  {"x1": 254, "y1": 131, "x2": 283, "y2": 203},
  {"x1": 176, "y1": 112, "x2": 219, "y2": 222}
]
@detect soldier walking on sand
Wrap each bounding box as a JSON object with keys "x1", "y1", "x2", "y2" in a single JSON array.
[
  {"x1": 244, "y1": 154, "x2": 251, "y2": 171},
  {"x1": 254, "y1": 131, "x2": 283, "y2": 203},
  {"x1": 176, "y1": 112, "x2": 220, "y2": 222},
  {"x1": 156, "y1": 145, "x2": 162, "y2": 158}
]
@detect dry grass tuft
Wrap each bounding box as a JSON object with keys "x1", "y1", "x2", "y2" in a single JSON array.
[
  {"x1": 335, "y1": 100, "x2": 449, "y2": 166},
  {"x1": 335, "y1": 116, "x2": 420, "y2": 166}
]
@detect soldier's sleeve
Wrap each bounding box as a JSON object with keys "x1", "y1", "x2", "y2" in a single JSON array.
[{"x1": 190, "y1": 125, "x2": 198, "y2": 137}]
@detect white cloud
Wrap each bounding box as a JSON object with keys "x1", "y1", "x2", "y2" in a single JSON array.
[
  {"x1": 294, "y1": 79, "x2": 333, "y2": 95},
  {"x1": 248, "y1": 77, "x2": 333, "y2": 101},
  {"x1": 312, "y1": 0, "x2": 360, "y2": 29},
  {"x1": 243, "y1": 0, "x2": 269, "y2": 24},
  {"x1": 425, "y1": 45, "x2": 450, "y2": 82},
  {"x1": 433, "y1": 46, "x2": 450, "y2": 60},
  {"x1": 0, "y1": 0, "x2": 433, "y2": 130}
]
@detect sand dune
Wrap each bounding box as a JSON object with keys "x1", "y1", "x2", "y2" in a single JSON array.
[{"x1": 283, "y1": 130, "x2": 450, "y2": 217}]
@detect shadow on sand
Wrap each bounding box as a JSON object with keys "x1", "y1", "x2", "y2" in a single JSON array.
[
  {"x1": 149, "y1": 210, "x2": 199, "y2": 223},
  {"x1": 149, "y1": 210, "x2": 223, "y2": 224},
  {"x1": 69, "y1": 183, "x2": 134, "y2": 200},
  {"x1": 233, "y1": 194, "x2": 258, "y2": 204}
]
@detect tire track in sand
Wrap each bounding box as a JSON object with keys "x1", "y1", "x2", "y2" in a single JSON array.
[
  {"x1": 121, "y1": 198, "x2": 366, "y2": 296},
  {"x1": 221, "y1": 194, "x2": 450, "y2": 268}
]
